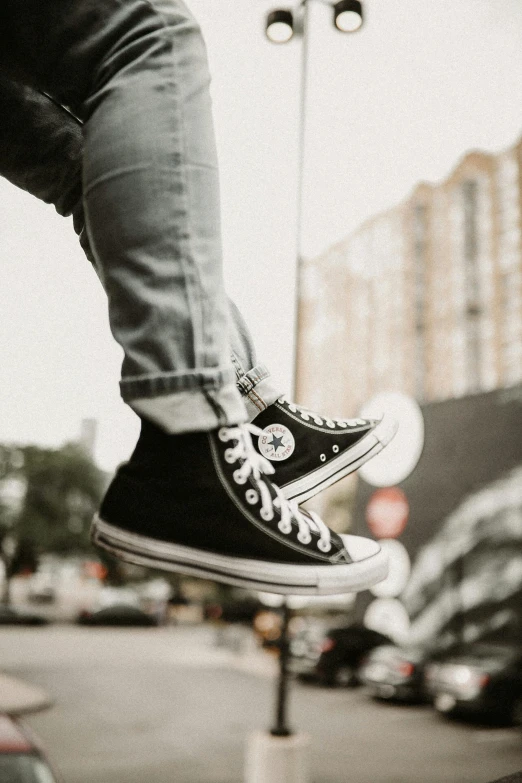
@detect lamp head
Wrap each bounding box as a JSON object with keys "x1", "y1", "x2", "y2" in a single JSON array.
[{"x1": 333, "y1": 0, "x2": 363, "y2": 32}]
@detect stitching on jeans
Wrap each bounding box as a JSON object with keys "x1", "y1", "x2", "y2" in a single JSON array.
[
  {"x1": 248, "y1": 388, "x2": 266, "y2": 412},
  {"x1": 136, "y1": 0, "x2": 210, "y2": 371}
]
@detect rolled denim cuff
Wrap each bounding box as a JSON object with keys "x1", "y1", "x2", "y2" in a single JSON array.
[
  {"x1": 130, "y1": 382, "x2": 248, "y2": 434},
  {"x1": 231, "y1": 358, "x2": 285, "y2": 421},
  {"x1": 121, "y1": 365, "x2": 237, "y2": 401}
]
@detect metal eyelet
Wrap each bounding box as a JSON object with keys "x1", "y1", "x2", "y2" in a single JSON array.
[
  {"x1": 297, "y1": 531, "x2": 312, "y2": 545},
  {"x1": 245, "y1": 489, "x2": 258, "y2": 505},
  {"x1": 317, "y1": 539, "x2": 332, "y2": 553},
  {"x1": 320, "y1": 454, "x2": 326, "y2": 462},
  {"x1": 332, "y1": 445, "x2": 339, "y2": 454},
  {"x1": 278, "y1": 520, "x2": 292, "y2": 535},
  {"x1": 233, "y1": 470, "x2": 247, "y2": 485},
  {"x1": 260, "y1": 508, "x2": 274, "y2": 521},
  {"x1": 218, "y1": 428, "x2": 230, "y2": 442},
  {"x1": 224, "y1": 448, "x2": 236, "y2": 463}
]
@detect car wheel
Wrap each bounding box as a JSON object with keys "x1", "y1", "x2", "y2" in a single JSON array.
[{"x1": 334, "y1": 666, "x2": 357, "y2": 688}]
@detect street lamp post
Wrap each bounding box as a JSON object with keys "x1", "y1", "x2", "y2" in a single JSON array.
[{"x1": 245, "y1": 6, "x2": 364, "y2": 780}]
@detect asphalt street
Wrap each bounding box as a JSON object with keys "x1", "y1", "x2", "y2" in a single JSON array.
[{"x1": 0, "y1": 626, "x2": 521, "y2": 783}]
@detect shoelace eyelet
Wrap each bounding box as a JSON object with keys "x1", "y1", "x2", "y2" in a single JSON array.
[
  {"x1": 278, "y1": 520, "x2": 292, "y2": 535},
  {"x1": 233, "y1": 469, "x2": 247, "y2": 485},
  {"x1": 317, "y1": 539, "x2": 332, "y2": 553},
  {"x1": 260, "y1": 507, "x2": 274, "y2": 521},
  {"x1": 224, "y1": 448, "x2": 236, "y2": 463},
  {"x1": 245, "y1": 489, "x2": 258, "y2": 505},
  {"x1": 332, "y1": 445, "x2": 339, "y2": 453},
  {"x1": 297, "y1": 531, "x2": 312, "y2": 545},
  {"x1": 320, "y1": 454, "x2": 326, "y2": 462},
  {"x1": 218, "y1": 428, "x2": 230, "y2": 442}
]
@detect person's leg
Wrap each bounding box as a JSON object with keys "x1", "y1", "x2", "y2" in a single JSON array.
[
  {"x1": 0, "y1": 0, "x2": 387, "y2": 594},
  {"x1": 1, "y1": 0, "x2": 248, "y2": 433},
  {"x1": 0, "y1": 69, "x2": 396, "y2": 505},
  {"x1": 0, "y1": 0, "x2": 390, "y2": 594},
  {"x1": 0, "y1": 76, "x2": 283, "y2": 418}
]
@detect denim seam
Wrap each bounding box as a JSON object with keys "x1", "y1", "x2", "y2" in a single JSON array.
[
  {"x1": 247, "y1": 387, "x2": 267, "y2": 413},
  {"x1": 138, "y1": 0, "x2": 207, "y2": 370}
]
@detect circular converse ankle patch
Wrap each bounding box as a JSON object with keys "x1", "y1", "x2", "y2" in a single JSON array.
[{"x1": 258, "y1": 424, "x2": 295, "y2": 461}]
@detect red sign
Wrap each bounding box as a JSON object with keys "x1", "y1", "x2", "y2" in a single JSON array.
[{"x1": 366, "y1": 487, "x2": 409, "y2": 539}]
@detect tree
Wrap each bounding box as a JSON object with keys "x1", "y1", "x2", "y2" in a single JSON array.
[{"x1": 0, "y1": 442, "x2": 106, "y2": 603}]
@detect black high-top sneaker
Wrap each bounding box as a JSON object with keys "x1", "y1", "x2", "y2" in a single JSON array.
[
  {"x1": 91, "y1": 419, "x2": 388, "y2": 595},
  {"x1": 253, "y1": 397, "x2": 398, "y2": 504}
]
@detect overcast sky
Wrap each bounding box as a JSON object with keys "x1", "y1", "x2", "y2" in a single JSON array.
[{"x1": 1, "y1": 0, "x2": 521, "y2": 471}]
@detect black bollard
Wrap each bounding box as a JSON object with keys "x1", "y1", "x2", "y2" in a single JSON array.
[{"x1": 271, "y1": 600, "x2": 292, "y2": 737}]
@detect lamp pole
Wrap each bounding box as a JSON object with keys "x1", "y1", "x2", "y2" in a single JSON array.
[
  {"x1": 293, "y1": 0, "x2": 311, "y2": 403},
  {"x1": 263, "y1": 0, "x2": 364, "y2": 741}
]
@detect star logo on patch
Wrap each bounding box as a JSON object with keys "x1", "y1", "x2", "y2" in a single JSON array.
[{"x1": 269, "y1": 435, "x2": 285, "y2": 452}]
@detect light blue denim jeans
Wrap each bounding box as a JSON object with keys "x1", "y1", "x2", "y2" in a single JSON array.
[{"x1": 0, "y1": 0, "x2": 282, "y2": 431}]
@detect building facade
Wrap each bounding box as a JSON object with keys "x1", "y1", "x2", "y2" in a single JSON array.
[{"x1": 296, "y1": 136, "x2": 522, "y2": 418}]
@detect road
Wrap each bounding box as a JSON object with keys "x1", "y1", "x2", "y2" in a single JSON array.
[{"x1": 0, "y1": 625, "x2": 521, "y2": 783}]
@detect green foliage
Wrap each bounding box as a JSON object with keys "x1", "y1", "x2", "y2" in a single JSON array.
[{"x1": 0, "y1": 442, "x2": 105, "y2": 561}]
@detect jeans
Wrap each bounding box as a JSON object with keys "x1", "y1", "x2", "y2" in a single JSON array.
[{"x1": 0, "y1": 0, "x2": 282, "y2": 431}]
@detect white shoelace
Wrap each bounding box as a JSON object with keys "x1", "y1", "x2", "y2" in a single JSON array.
[
  {"x1": 218, "y1": 424, "x2": 332, "y2": 553},
  {"x1": 277, "y1": 395, "x2": 367, "y2": 429}
]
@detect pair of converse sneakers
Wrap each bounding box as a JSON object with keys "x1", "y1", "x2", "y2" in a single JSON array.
[{"x1": 91, "y1": 397, "x2": 397, "y2": 595}]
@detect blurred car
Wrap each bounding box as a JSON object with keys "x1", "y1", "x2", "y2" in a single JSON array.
[
  {"x1": 204, "y1": 591, "x2": 262, "y2": 625},
  {"x1": 0, "y1": 714, "x2": 61, "y2": 782},
  {"x1": 288, "y1": 621, "x2": 331, "y2": 680},
  {"x1": 28, "y1": 573, "x2": 56, "y2": 605},
  {"x1": 298, "y1": 624, "x2": 391, "y2": 687},
  {"x1": 0, "y1": 606, "x2": 49, "y2": 626},
  {"x1": 425, "y1": 643, "x2": 522, "y2": 724},
  {"x1": 360, "y1": 644, "x2": 433, "y2": 702},
  {"x1": 76, "y1": 604, "x2": 159, "y2": 627}
]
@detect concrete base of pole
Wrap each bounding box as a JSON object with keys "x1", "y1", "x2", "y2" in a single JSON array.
[{"x1": 245, "y1": 730, "x2": 311, "y2": 783}]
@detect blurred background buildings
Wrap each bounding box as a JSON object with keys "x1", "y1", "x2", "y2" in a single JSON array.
[{"x1": 297, "y1": 134, "x2": 522, "y2": 413}]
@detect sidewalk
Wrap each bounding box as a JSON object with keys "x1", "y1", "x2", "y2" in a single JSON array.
[{"x1": 0, "y1": 672, "x2": 52, "y2": 715}]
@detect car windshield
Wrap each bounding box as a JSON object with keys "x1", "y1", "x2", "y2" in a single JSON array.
[{"x1": 0, "y1": 754, "x2": 57, "y2": 783}]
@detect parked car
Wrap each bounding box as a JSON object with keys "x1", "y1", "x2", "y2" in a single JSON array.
[
  {"x1": 0, "y1": 713, "x2": 61, "y2": 782},
  {"x1": 360, "y1": 644, "x2": 433, "y2": 702},
  {"x1": 425, "y1": 642, "x2": 522, "y2": 724},
  {"x1": 77, "y1": 604, "x2": 159, "y2": 627},
  {"x1": 0, "y1": 606, "x2": 49, "y2": 626},
  {"x1": 297, "y1": 624, "x2": 391, "y2": 687},
  {"x1": 204, "y1": 591, "x2": 262, "y2": 625}
]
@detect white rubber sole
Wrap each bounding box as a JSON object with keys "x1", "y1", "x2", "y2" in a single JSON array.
[
  {"x1": 91, "y1": 516, "x2": 388, "y2": 596},
  {"x1": 281, "y1": 413, "x2": 399, "y2": 505}
]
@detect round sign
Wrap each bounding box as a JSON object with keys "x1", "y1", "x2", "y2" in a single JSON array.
[
  {"x1": 364, "y1": 598, "x2": 410, "y2": 645},
  {"x1": 359, "y1": 392, "x2": 424, "y2": 487},
  {"x1": 369, "y1": 539, "x2": 411, "y2": 598},
  {"x1": 366, "y1": 487, "x2": 409, "y2": 539}
]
